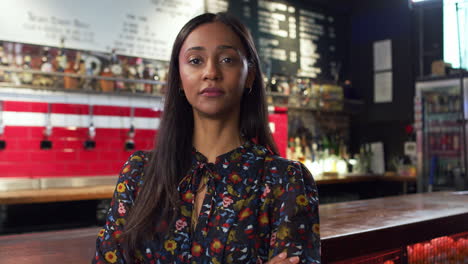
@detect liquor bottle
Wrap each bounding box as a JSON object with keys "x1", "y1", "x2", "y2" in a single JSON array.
[
  {"x1": 21, "y1": 55, "x2": 33, "y2": 85},
  {"x1": 64, "y1": 61, "x2": 78, "y2": 89},
  {"x1": 135, "y1": 57, "x2": 145, "y2": 93},
  {"x1": 99, "y1": 65, "x2": 114, "y2": 92},
  {"x1": 142, "y1": 63, "x2": 153, "y2": 94},
  {"x1": 0, "y1": 44, "x2": 7, "y2": 66},
  {"x1": 40, "y1": 47, "x2": 53, "y2": 72},
  {"x1": 110, "y1": 49, "x2": 124, "y2": 91},
  {"x1": 56, "y1": 38, "x2": 67, "y2": 72}
]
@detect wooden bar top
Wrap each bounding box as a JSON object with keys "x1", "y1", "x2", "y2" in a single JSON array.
[
  {"x1": 0, "y1": 191, "x2": 466, "y2": 263},
  {"x1": 0, "y1": 174, "x2": 415, "y2": 205},
  {"x1": 0, "y1": 185, "x2": 116, "y2": 205}
]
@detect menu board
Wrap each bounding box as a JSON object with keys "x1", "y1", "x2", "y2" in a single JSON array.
[
  {"x1": 205, "y1": 0, "x2": 342, "y2": 80},
  {"x1": 1, "y1": 0, "x2": 342, "y2": 80},
  {"x1": 206, "y1": 0, "x2": 229, "y2": 13},
  {"x1": 257, "y1": 0, "x2": 299, "y2": 76},
  {"x1": 0, "y1": 0, "x2": 205, "y2": 61}
]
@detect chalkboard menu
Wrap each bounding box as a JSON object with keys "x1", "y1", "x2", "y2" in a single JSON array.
[{"x1": 208, "y1": 0, "x2": 343, "y2": 81}]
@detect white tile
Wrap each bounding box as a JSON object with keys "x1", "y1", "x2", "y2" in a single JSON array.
[{"x1": 50, "y1": 113, "x2": 65, "y2": 127}]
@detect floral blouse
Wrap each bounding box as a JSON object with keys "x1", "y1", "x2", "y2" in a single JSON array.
[{"x1": 94, "y1": 140, "x2": 320, "y2": 264}]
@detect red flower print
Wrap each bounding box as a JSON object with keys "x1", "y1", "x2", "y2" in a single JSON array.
[
  {"x1": 238, "y1": 208, "x2": 253, "y2": 221},
  {"x1": 191, "y1": 242, "x2": 203, "y2": 257},
  {"x1": 229, "y1": 173, "x2": 242, "y2": 184},
  {"x1": 112, "y1": 230, "x2": 122, "y2": 240},
  {"x1": 210, "y1": 238, "x2": 223, "y2": 253},
  {"x1": 258, "y1": 212, "x2": 269, "y2": 226},
  {"x1": 122, "y1": 164, "x2": 131, "y2": 174},
  {"x1": 222, "y1": 196, "x2": 234, "y2": 207},
  {"x1": 175, "y1": 218, "x2": 187, "y2": 231},
  {"x1": 181, "y1": 190, "x2": 194, "y2": 203}
]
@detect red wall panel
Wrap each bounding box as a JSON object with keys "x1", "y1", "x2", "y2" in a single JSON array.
[{"x1": 1, "y1": 100, "x2": 287, "y2": 178}]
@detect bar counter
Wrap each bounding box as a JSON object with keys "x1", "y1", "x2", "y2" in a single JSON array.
[
  {"x1": 0, "y1": 174, "x2": 416, "y2": 204},
  {"x1": 0, "y1": 191, "x2": 466, "y2": 263}
]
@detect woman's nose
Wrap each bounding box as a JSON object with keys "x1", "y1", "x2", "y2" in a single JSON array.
[{"x1": 203, "y1": 59, "x2": 221, "y2": 80}]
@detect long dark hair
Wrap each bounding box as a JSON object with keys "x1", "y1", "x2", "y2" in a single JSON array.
[{"x1": 121, "y1": 12, "x2": 278, "y2": 262}]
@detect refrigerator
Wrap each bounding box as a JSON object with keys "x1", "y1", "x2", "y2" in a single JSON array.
[{"x1": 415, "y1": 76, "x2": 468, "y2": 192}]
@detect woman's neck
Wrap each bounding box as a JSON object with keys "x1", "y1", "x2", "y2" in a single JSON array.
[{"x1": 192, "y1": 111, "x2": 243, "y2": 163}]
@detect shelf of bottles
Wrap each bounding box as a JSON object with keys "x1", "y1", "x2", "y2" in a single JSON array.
[
  {"x1": 422, "y1": 87, "x2": 464, "y2": 190},
  {"x1": 266, "y1": 74, "x2": 363, "y2": 113},
  {"x1": 265, "y1": 74, "x2": 366, "y2": 178},
  {"x1": 0, "y1": 41, "x2": 168, "y2": 96}
]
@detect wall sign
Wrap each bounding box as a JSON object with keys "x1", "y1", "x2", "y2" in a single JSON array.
[{"x1": 0, "y1": 0, "x2": 205, "y2": 61}]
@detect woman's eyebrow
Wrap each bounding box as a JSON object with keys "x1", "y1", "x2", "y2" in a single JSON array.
[
  {"x1": 217, "y1": 45, "x2": 237, "y2": 51},
  {"x1": 186, "y1": 46, "x2": 205, "y2": 51},
  {"x1": 185, "y1": 45, "x2": 239, "y2": 52}
]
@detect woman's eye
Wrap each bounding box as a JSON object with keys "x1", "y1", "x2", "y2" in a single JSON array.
[
  {"x1": 221, "y1": 57, "x2": 233, "y2": 63},
  {"x1": 189, "y1": 58, "x2": 201, "y2": 65}
]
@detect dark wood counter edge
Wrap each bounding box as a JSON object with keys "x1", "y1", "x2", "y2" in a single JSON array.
[
  {"x1": 321, "y1": 211, "x2": 468, "y2": 263},
  {"x1": 0, "y1": 175, "x2": 415, "y2": 205},
  {"x1": 316, "y1": 175, "x2": 416, "y2": 185},
  {"x1": 0, "y1": 185, "x2": 116, "y2": 205}
]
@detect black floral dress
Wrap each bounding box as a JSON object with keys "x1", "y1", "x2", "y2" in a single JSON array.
[{"x1": 94, "y1": 140, "x2": 320, "y2": 263}]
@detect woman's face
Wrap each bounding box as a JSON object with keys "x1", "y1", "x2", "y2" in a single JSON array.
[{"x1": 178, "y1": 22, "x2": 253, "y2": 118}]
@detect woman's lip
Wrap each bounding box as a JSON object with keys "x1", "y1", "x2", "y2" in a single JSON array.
[{"x1": 200, "y1": 87, "x2": 224, "y2": 96}]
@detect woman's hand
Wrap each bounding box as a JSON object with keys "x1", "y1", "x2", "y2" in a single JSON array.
[{"x1": 267, "y1": 252, "x2": 300, "y2": 264}]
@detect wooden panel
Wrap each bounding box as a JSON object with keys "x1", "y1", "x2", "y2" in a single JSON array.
[
  {"x1": 0, "y1": 227, "x2": 98, "y2": 264},
  {"x1": 321, "y1": 191, "x2": 468, "y2": 262},
  {"x1": 0, "y1": 185, "x2": 115, "y2": 205}
]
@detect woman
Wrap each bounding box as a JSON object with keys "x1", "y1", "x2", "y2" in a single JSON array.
[{"x1": 94, "y1": 12, "x2": 320, "y2": 264}]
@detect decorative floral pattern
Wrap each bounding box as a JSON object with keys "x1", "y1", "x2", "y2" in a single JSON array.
[{"x1": 94, "y1": 141, "x2": 320, "y2": 263}]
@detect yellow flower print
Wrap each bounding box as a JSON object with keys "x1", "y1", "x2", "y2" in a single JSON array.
[
  {"x1": 230, "y1": 152, "x2": 242, "y2": 160},
  {"x1": 313, "y1": 224, "x2": 320, "y2": 234},
  {"x1": 296, "y1": 194, "x2": 309, "y2": 206},
  {"x1": 228, "y1": 230, "x2": 237, "y2": 242},
  {"x1": 116, "y1": 183, "x2": 126, "y2": 193},
  {"x1": 227, "y1": 185, "x2": 239, "y2": 197},
  {"x1": 229, "y1": 173, "x2": 242, "y2": 184},
  {"x1": 97, "y1": 228, "x2": 105, "y2": 237},
  {"x1": 122, "y1": 164, "x2": 131, "y2": 174},
  {"x1": 130, "y1": 155, "x2": 142, "y2": 162},
  {"x1": 180, "y1": 205, "x2": 191, "y2": 217},
  {"x1": 238, "y1": 207, "x2": 253, "y2": 221},
  {"x1": 164, "y1": 240, "x2": 177, "y2": 254},
  {"x1": 277, "y1": 225, "x2": 290, "y2": 240},
  {"x1": 226, "y1": 254, "x2": 235, "y2": 263},
  {"x1": 210, "y1": 238, "x2": 223, "y2": 253},
  {"x1": 135, "y1": 249, "x2": 143, "y2": 261},
  {"x1": 233, "y1": 200, "x2": 245, "y2": 211},
  {"x1": 113, "y1": 230, "x2": 122, "y2": 240},
  {"x1": 273, "y1": 186, "x2": 285, "y2": 198},
  {"x1": 258, "y1": 212, "x2": 269, "y2": 226},
  {"x1": 254, "y1": 148, "x2": 266, "y2": 155},
  {"x1": 191, "y1": 242, "x2": 203, "y2": 257},
  {"x1": 182, "y1": 190, "x2": 194, "y2": 203},
  {"x1": 212, "y1": 257, "x2": 221, "y2": 264},
  {"x1": 104, "y1": 250, "x2": 118, "y2": 263},
  {"x1": 115, "y1": 218, "x2": 126, "y2": 225}
]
